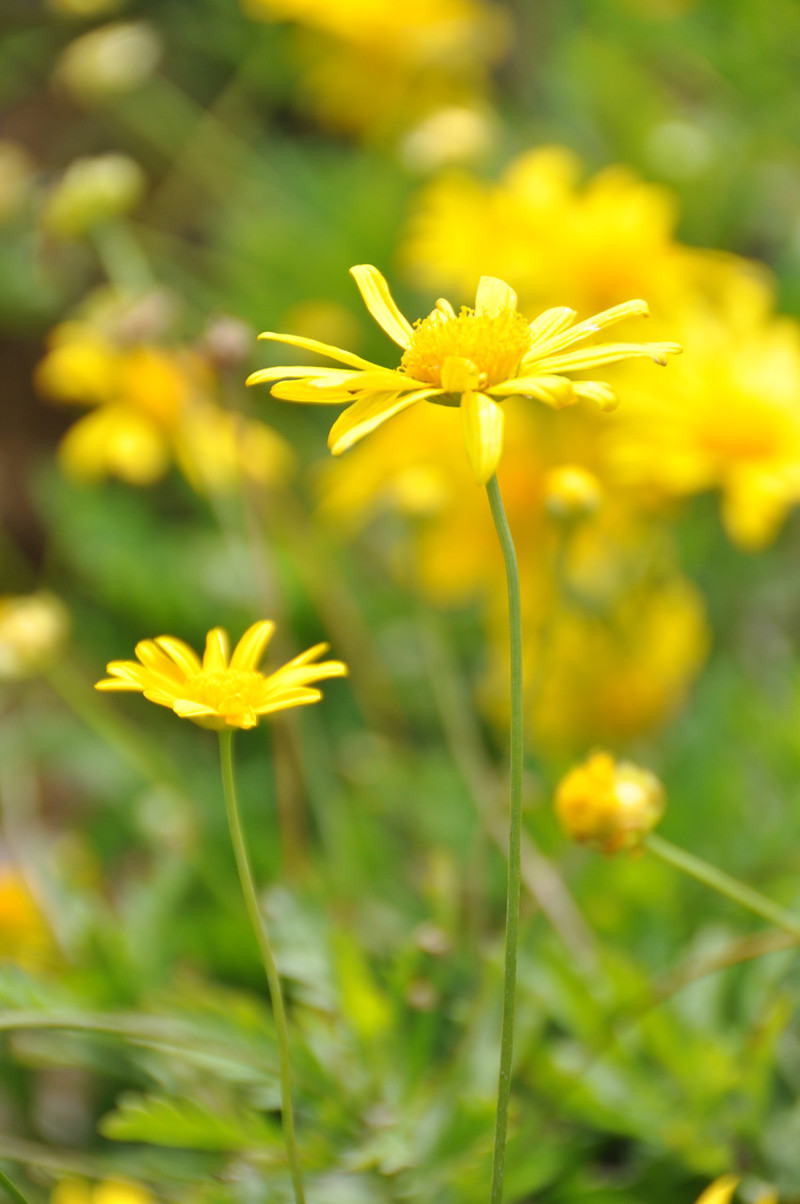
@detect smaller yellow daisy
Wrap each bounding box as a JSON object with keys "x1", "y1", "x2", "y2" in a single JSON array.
[
  {"x1": 95, "y1": 620, "x2": 347, "y2": 730},
  {"x1": 248, "y1": 264, "x2": 682, "y2": 484}
]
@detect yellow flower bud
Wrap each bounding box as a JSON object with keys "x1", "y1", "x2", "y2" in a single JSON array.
[
  {"x1": 554, "y1": 750, "x2": 665, "y2": 853},
  {"x1": 0, "y1": 593, "x2": 70, "y2": 679},
  {"x1": 543, "y1": 465, "x2": 603, "y2": 520},
  {"x1": 53, "y1": 23, "x2": 161, "y2": 105},
  {"x1": 0, "y1": 140, "x2": 35, "y2": 223},
  {"x1": 41, "y1": 154, "x2": 145, "y2": 239}
]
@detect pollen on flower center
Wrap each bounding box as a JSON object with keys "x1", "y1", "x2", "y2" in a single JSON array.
[
  {"x1": 183, "y1": 669, "x2": 263, "y2": 716},
  {"x1": 400, "y1": 306, "x2": 533, "y2": 388}
]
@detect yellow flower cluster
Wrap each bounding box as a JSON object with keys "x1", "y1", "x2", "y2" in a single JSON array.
[
  {"x1": 297, "y1": 145, "x2": 800, "y2": 749},
  {"x1": 240, "y1": 0, "x2": 508, "y2": 140},
  {"x1": 401, "y1": 146, "x2": 800, "y2": 549},
  {"x1": 36, "y1": 303, "x2": 293, "y2": 494}
]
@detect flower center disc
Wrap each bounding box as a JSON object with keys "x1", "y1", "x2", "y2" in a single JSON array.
[
  {"x1": 400, "y1": 306, "x2": 533, "y2": 388},
  {"x1": 184, "y1": 669, "x2": 262, "y2": 719}
]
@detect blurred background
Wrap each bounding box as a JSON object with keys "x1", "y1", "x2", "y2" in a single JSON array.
[{"x1": 3, "y1": 0, "x2": 800, "y2": 1201}]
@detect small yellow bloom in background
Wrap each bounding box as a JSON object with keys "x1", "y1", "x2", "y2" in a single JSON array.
[
  {"x1": 41, "y1": 154, "x2": 145, "y2": 240},
  {"x1": 248, "y1": 264, "x2": 681, "y2": 484},
  {"x1": 52, "y1": 1179, "x2": 156, "y2": 1204},
  {"x1": 36, "y1": 315, "x2": 294, "y2": 493},
  {"x1": 53, "y1": 22, "x2": 162, "y2": 106},
  {"x1": 543, "y1": 464, "x2": 603, "y2": 520},
  {"x1": 96, "y1": 620, "x2": 347, "y2": 730},
  {"x1": 0, "y1": 867, "x2": 54, "y2": 970},
  {"x1": 555, "y1": 750, "x2": 665, "y2": 854},
  {"x1": 0, "y1": 593, "x2": 70, "y2": 679},
  {"x1": 695, "y1": 1177, "x2": 740, "y2": 1204}
]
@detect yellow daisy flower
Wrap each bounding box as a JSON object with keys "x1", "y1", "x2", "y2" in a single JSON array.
[
  {"x1": 247, "y1": 264, "x2": 681, "y2": 484},
  {"x1": 95, "y1": 620, "x2": 347, "y2": 730}
]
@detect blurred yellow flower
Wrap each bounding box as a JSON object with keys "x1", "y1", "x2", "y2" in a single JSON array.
[
  {"x1": 0, "y1": 868, "x2": 54, "y2": 970},
  {"x1": 249, "y1": 263, "x2": 680, "y2": 483},
  {"x1": 52, "y1": 1180, "x2": 155, "y2": 1204},
  {"x1": 610, "y1": 286, "x2": 800, "y2": 548},
  {"x1": 53, "y1": 22, "x2": 161, "y2": 105},
  {"x1": 555, "y1": 750, "x2": 665, "y2": 853},
  {"x1": 543, "y1": 464, "x2": 603, "y2": 520},
  {"x1": 695, "y1": 1177, "x2": 740, "y2": 1204},
  {"x1": 96, "y1": 620, "x2": 347, "y2": 730},
  {"x1": 36, "y1": 319, "x2": 294, "y2": 492},
  {"x1": 402, "y1": 147, "x2": 689, "y2": 315},
  {"x1": 523, "y1": 568, "x2": 709, "y2": 752},
  {"x1": 241, "y1": 0, "x2": 507, "y2": 139},
  {"x1": 0, "y1": 592, "x2": 70, "y2": 679},
  {"x1": 41, "y1": 154, "x2": 145, "y2": 239}
]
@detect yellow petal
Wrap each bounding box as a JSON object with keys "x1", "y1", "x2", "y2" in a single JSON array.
[
  {"x1": 153, "y1": 636, "x2": 201, "y2": 675},
  {"x1": 474, "y1": 276, "x2": 517, "y2": 317},
  {"x1": 460, "y1": 390, "x2": 504, "y2": 484},
  {"x1": 572, "y1": 380, "x2": 619, "y2": 412},
  {"x1": 528, "y1": 306, "x2": 577, "y2": 343},
  {"x1": 349, "y1": 265, "x2": 414, "y2": 348},
  {"x1": 527, "y1": 299, "x2": 651, "y2": 359},
  {"x1": 172, "y1": 699, "x2": 219, "y2": 721},
  {"x1": 246, "y1": 365, "x2": 345, "y2": 385},
  {"x1": 256, "y1": 331, "x2": 377, "y2": 371},
  {"x1": 534, "y1": 341, "x2": 681, "y2": 374},
  {"x1": 203, "y1": 627, "x2": 230, "y2": 671},
  {"x1": 270, "y1": 380, "x2": 364, "y2": 403},
  {"x1": 256, "y1": 688, "x2": 323, "y2": 715},
  {"x1": 489, "y1": 374, "x2": 575, "y2": 408},
  {"x1": 230, "y1": 620, "x2": 276, "y2": 671},
  {"x1": 441, "y1": 356, "x2": 480, "y2": 393},
  {"x1": 695, "y1": 1177, "x2": 740, "y2": 1204},
  {"x1": 328, "y1": 389, "x2": 439, "y2": 456},
  {"x1": 134, "y1": 640, "x2": 185, "y2": 682}
]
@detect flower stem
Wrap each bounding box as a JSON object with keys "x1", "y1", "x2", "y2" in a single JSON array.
[
  {"x1": 0, "y1": 1166, "x2": 32, "y2": 1204},
  {"x1": 486, "y1": 473, "x2": 524, "y2": 1204},
  {"x1": 217, "y1": 730, "x2": 306, "y2": 1204},
  {"x1": 644, "y1": 832, "x2": 800, "y2": 938}
]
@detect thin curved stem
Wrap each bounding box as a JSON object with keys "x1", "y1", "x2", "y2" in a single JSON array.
[
  {"x1": 486, "y1": 474, "x2": 524, "y2": 1204},
  {"x1": 218, "y1": 731, "x2": 306, "y2": 1204},
  {"x1": 0, "y1": 1167, "x2": 32, "y2": 1204},
  {"x1": 645, "y1": 833, "x2": 800, "y2": 938}
]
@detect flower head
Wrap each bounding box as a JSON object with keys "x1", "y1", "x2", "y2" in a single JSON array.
[
  {"x1": 248, "y1": 264, "x2": 681, "y2": 483},
  {"x1": 0, "y1": 592, "x2": 70, "y2": 679},
  {"x1": 554, "y1": 750, "x2": 665, "y2": 853},
  {"x1": 95, "y1": 620, "x2": 347, "y2": 730}
]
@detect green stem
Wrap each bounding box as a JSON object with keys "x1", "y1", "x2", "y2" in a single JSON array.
[
  {"x1": 486, "y1": 474, "x2": 524, "y2": 1204},
  {"x1": 218, "y1": 731, "x2": 306, "y2": 1204},
  {"x1": 645, "y1": 833, "x2": 800, "y2": 938},
  {"x1": 0, "y1": 1167, "x2": 32, "y2": 1204}
]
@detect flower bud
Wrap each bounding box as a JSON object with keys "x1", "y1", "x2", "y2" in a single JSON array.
[
  {"x1": 400, "y1": 106, "x2": 495, "y2": 173},
  {"x1": 555, "y1": 750, "x2": 665, "y2": 853},
  {"x1": 0, "y1": 593, "x2": 70, "y2": 679},
  {"x1": 46, "y1": 0, "x2": 125, "y2": 15},
  {"x1": 0, "y1": 141, "x2": 35, "y2": 223},
  {"x1": 41, "y1": 154, "x2": 145, "y2": 238},
  {"x1": 544, "y1": 465, "x2": 602, "y2": 520},
  {"x1": 54, "y1": 22, "x2": 161, "y2": 104}
]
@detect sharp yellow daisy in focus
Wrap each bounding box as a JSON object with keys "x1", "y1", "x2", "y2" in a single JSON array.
[
  {"x1": 248, "y1": 264, "x2": 682, "y2": 483},
  {"x1": 95, "y1": 620, "x2": 347, "y2": 730}
]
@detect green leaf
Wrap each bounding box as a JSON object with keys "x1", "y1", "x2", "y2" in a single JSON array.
[{"x1": 99, "y1": 1091, "x2": 283, "y2": 1152}]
